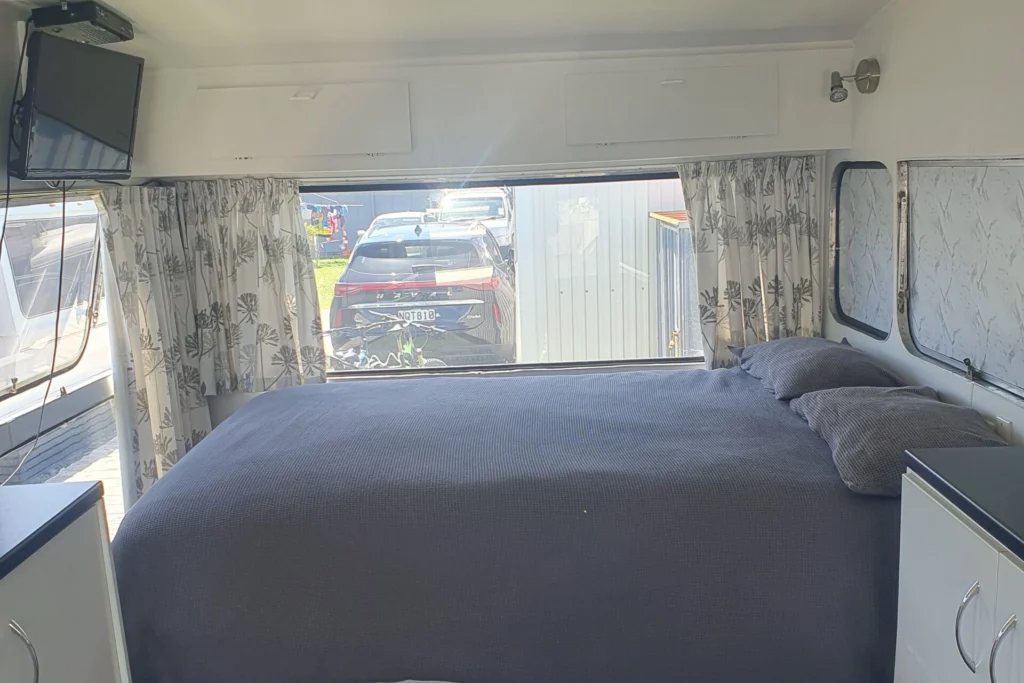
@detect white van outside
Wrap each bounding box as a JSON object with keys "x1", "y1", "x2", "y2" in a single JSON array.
[{"x1": 438, "y1": 188, "x2": 515, "y2": 257}]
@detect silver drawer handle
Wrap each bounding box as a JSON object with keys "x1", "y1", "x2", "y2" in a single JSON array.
[
  {"x1": 989, "y1": 614, "x2": 1017, "y2": 683},
  {"x1": 956, "y1": 581, "x2": 982, "y2": 672},
  {"x1": 9, "y1": 620, "x2": 40, "y2": 683}
]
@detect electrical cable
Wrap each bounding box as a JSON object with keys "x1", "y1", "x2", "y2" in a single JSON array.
[
  {"x1": 0, "y1": 19, "x2": 32, "y2": 264},
  {"x1": 1, "y1": 182, "x2": 68, "y2": 486}
]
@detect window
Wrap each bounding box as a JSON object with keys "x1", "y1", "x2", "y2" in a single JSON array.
[
  {"x1": 831, "y1": 162, "x2": 893, "y2": 339},
  {"x1": 439, "y1": 195, "x2": 507, "y2": 222},
  {"x1": 0, "y1": 198, "x2": 104, "y2": 397},
  {"x1": 368, "y1": 215, "x2": 424, "y2": 231},
  {"x1": 301, "y1": 176, "x2": 701, "y2": 372},
  {"x1": 901, "y1": 160, "x2": 1024, "y2": 397}
]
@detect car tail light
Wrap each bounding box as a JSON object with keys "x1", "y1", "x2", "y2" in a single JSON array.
[
  {"x1": 492, "y1": 303, "x2": 501, "y2": 324},
  {"x1": 334, "y1": 283, "x2": 364, "y2": 296}
]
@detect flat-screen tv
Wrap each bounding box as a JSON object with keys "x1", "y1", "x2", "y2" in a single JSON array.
[{"x1": 10, "y1": 32, "x2": 144, "y2": 181}]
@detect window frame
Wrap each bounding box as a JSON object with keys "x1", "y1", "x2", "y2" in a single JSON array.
[
  {"x1": 0, "y1": 193, "x2": 104, "y2": 401},
  {"x1": 324, "y1": 357, "x2": 705, "y2": 381},
  {"x1": 829, "y1": 160, "x2": 893, "y2": 341},
  {"x1": 896, "y1": 158, "x2": 1024, "y2": 403},
  {"x1": 9, "y1": 211, "x2": 102, "y2": 320},
  {"x1": 302, "y1": 170, "x2": 705, "y2": 377}
]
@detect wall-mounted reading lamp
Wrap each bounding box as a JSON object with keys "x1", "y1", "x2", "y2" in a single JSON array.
[{"x1": 829, "y1": 58, "x2": 881, "y2": 103}]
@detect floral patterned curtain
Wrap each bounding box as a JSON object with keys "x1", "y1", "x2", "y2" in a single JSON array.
[
  {"x1": 101, "y1": 187, "x2": 212, "y2": 505},
  {"x1": 679, "y1": 157, "x2": 822, "y2": 369},
  {"x1": 176, "y1": 178, "x2": 326, "y2": 393},
  {"x1": 101, "y1": 179, "x2": 325, "y2": 505}
]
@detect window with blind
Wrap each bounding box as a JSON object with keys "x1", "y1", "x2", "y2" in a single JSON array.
[
  {"x1": 832, "y1": 162, "x2": 894, "y2": 339},
  {"x1": 903, "y1": 160, "x2": 1024, "y2": 396}
]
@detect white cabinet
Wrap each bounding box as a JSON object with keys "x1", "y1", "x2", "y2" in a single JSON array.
[
  {"x1": 896, "y1": 477, "x2": 1000, "y2": 683},
  {"x1": 991, "y1": 555, "x2": 1024, "y2": 683},
  {"x1": 0, "y1": 485, "x2": 130, "y2": 683},
  {"x1": 564, "y1": 64, "x2": 779, "y2": 146}
]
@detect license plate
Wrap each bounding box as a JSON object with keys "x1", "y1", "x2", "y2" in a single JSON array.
[{"x1": 398, "y1": 309, "x2": 437, "y2": 323}]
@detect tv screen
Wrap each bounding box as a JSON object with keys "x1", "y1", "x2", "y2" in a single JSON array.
[{"x1": 11, "y1": 32, "x2": 144, "y2": 180}]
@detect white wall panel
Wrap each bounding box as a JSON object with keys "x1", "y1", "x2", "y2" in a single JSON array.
[
  {"x1": 195, "y1": 82, "x2": 412, "y2": 159},
  {"x1": 565, "y1": 64, "x2": 778, "y2": 145},
  {"x1": 514, "y1": 179, "x2": 683, "y2": 363}
]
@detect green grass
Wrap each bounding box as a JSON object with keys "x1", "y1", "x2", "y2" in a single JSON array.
[{"x1": 314, "y1": 258, "x2": 348, "y2": 308}]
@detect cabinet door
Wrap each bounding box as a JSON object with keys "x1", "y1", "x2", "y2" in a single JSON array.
[
  {"x1": 991, "y1": 555, "x2": 1024, "y2": 683},
  {"x1": 0, "y1": 505, "x2": 129, "y2": 683},
  {"x1": 896, "y1": 477, "x2": 1001, "y2": 683}
]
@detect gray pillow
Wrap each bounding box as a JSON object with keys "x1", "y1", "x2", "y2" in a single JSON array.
[
  {"x1": 791, "y1": 386, "x2": 1007, "y2": 497},
  {"x1": 732, "y1": 337, "x2": 902, "y2": 399}
]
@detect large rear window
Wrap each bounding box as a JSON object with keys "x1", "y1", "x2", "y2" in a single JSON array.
[
  {"x1": 350, "y1": 240, "x2": 482, "y2": 276},
  {"x1": 301, "y1": 177, "x2": 700, "y2": 373},
  {"x1": 371, "y1": 216, "x2": 422, "y2": 229}
]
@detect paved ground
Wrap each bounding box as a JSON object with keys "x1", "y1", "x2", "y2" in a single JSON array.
[{"x1": 48, "y1": 439, "x2": 124, "y2": 538}]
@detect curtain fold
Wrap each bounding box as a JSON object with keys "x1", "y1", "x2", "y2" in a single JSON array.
[
  {"x1": 101, "y1": 179, "x2": 324, "y2": 504},
  {"x1": 176, "y1": 178, "x2": 326, "y2": 393},
  {"x1": 679, "y1": 157, "x2": 822, "y2": 369},
  {"x1": 101, "y1": 187, "x2": 212, "y2": 504}
]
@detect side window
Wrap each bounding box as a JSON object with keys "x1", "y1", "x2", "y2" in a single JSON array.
[
  {"x1": 482, "y1": 232, "x2": 504, "y2": 264},
  {"x1": 0, "y1": 198, "x2": 102, "y2": 397},
  {"x1": 902, "y1": 161, "x2": 1024, "y2": 397},
  {"x1": 831, "y1": 162, "x2": 894, "y2": 339}
]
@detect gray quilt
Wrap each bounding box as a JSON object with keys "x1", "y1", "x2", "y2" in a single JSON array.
[{"x1": 112, "y1": 368, "x2": 899, "y2": 683}]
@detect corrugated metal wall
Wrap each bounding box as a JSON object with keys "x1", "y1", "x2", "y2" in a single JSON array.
[
  {"x1": 654, "y1": 219, "x2": 702, "y2": 357},
  {"x1": 514, "y1": 179, "x2": 687, "y2": 363}
]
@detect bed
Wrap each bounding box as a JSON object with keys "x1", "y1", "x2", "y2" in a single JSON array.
[{"x1": 111, "y1": 367, "x2": 899, "y2": 683}]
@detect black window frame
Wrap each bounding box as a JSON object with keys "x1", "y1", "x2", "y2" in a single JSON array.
[{"x1": 829, "y1": 160, "x2": 893, "y2": 341}]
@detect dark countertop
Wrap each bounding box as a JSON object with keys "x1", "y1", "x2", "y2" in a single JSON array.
[
  {"x1": 0, "y1": 481, "x2": 103, "y2": 582},
  {"x1": 906, "y1": 447, "x2": 1024, "y2": 561}
]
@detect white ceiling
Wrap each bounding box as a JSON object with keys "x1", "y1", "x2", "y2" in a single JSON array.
[{"x1": 3, "y1": 0, "x2": 889, "y2": 66}]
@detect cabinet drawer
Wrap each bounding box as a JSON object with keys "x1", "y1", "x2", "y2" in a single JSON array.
[
  {"x1": 0, "y1": 505, "x2": 127, "y2": 683},
  {"x1": 896, "y1": 476, "x2": 1000, "y2": 683}
]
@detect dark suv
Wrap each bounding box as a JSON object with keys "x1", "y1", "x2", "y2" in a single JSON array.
[{"x1": 328, "y1": 222, "x2": 516, "y2": 369}]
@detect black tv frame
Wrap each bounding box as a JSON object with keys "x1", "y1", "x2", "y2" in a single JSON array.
[{"x1": 10, "y1": 31, "x2": 144, "y2": 181}]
